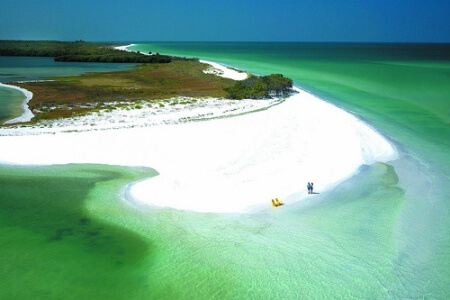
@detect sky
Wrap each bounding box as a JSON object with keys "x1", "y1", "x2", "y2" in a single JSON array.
[{"x1": 0, "y1": 0, "x2": 449, "y2": 42}]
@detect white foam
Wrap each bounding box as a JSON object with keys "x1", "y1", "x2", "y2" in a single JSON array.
[{"x1": 0, "y1": 83, "x2": 34, "y2": 124}]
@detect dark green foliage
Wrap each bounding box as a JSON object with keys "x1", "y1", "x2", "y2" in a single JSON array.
[
  {"x1": 225, "y1": 74, "x2": 293, "y2": 99},
  {"x1": 54, "y1": 53, "x2": 172, "y2": 63},
  {"x1": 0, "y1": 40, "x2": 196, "y2": 64}
]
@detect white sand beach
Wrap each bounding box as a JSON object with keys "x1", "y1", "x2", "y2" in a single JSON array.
[
  {"x1": 1, "y1": 97, "x2": 282, "y2": 135},
  {"x1": 200, "y1": 60, "x2": 248, "y2": 80},
  {"x1": 114, "y1": 44, "x2": 137, "y2": 52},
  {"x1": 0, "y1": 83, "x2": 34, "y2": 124},
  {"x1": 115, "y1": 44, "x2": 248, "y2": 80},
  {"x1": 0, "y1": 61, "x2": 398, "y2": 213}
]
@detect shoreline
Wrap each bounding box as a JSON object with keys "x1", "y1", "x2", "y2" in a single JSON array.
[
  {"x1": 0, "y1": 83, "x2": 34, "y2": 124},
  {"x1": 0, "y1": 47, "x2": 399, "y2": 213},
  {"x1": 126, "y1": 86, "x2": 398, "y2": 213},
  {"x1": 0, "y1": 89, "x2": 398, "y2": 214},
  {"x1": 199, "y1": 59, "x2": 248, "y2": 80},
  {"x1": 114, "y1": 44, "x2": 136, "y2": 52},
  {"x1": 0, "y1": 96, "x2": 284, "y2": 136},
  {"x1": 115, "y1": 44, "x2": 248, "y2": 80}
]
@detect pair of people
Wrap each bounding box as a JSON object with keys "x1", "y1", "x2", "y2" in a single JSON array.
[{"x1": 307, "y1": 182, "x2": 314, "y2": 194}]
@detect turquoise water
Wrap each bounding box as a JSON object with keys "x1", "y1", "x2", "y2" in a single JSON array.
[
  {"x1": 1, "y1": 44, "x2": 449, "y2": 298},
  {"x1": 0, "y1": 56, "x2": 136, "y2": 123}
]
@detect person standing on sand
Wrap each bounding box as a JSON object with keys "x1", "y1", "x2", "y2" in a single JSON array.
[
  {"x1": 311, "y1": 182, "x2": 314, "y2": 194},
  {"x1": 307, "y1": 182, "x2": 312, "y2": 194}
]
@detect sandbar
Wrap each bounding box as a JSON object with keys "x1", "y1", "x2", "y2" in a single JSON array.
[{"x1": 0, "y1": 63, "x2": 398, "y2": 213}]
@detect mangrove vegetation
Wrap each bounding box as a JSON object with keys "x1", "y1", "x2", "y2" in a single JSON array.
[
  {"x1": 0, "y1": 40, "x2": 194, "y2": 63},
  {"x1": 225, "y1": 74, "x2": 293, "y2": 99}
]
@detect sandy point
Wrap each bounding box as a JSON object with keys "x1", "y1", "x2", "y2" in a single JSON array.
[{"x1": 0, "y1": 83, "x2": 397, "y2": 213}]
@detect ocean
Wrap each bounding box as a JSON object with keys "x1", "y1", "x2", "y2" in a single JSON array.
[{"x1": 0, "y1": 43, "x2": 449, "y2": 298}]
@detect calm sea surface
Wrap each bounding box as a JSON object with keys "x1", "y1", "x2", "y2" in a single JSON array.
[{"x1": 0, "y1": 43, "x2": 449, "y2": 298}]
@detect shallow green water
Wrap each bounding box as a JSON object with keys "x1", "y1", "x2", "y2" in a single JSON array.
[
  {"x1": 0, "y1": 164, "x2": 156, "y2": 298},
  {"x1": 130, "y1": 43, "x2": 450, "y2": 160},
  {"x1": 1, "y1": 44, "x2": 449, "y2": 298}
]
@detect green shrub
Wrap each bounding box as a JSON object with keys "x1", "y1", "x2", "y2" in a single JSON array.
[{"x1": 225, "y1": 74, "x2": 293, "y2": 99}]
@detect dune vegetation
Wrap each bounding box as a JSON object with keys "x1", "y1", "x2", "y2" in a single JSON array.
[{"x1": 13, "y1": 60, "x2": 235, "y2": 121}]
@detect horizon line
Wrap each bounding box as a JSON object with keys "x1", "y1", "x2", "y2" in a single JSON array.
[{"x1": 2, "y1": 39, "x2": 450, "y2": 45}]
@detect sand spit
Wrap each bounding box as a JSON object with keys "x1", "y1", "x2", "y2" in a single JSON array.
[
  {"x1": 0, "y1": 55, "x2": 397, "y2": 213},
  {"x1": 114, "y1": 44, "x2": 137, "y2": 52},
  {"x1": 0, "y1": 85, "x2": 397, "y2": 213},
  {"x1": 200, "y1": 60, "x2": 248, "y2": 80},
  {"x1": 0, "y1": 83, "x2": 34, "y2": 124}
]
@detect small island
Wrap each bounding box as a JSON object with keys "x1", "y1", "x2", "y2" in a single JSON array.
[{"x1": 0, "y1": 41, "x2": 293, "y2": 124}]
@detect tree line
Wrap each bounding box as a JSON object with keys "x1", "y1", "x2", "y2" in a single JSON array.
[{"x1": 0, "y1": 40, "x2": 196, "y2": 63}]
